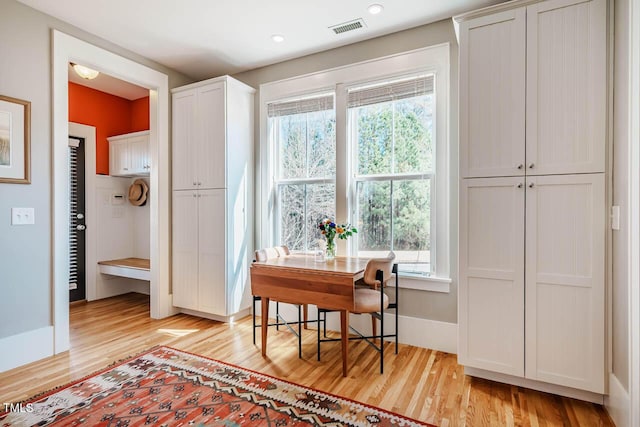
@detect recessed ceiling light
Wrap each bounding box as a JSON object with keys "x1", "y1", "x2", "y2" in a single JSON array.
[
  {"x1": 368, "y1": 4, "x2": 384, "y2": 15},
  {"x1": 271, "y1": 34, "x2": 285, "y2": 43}
]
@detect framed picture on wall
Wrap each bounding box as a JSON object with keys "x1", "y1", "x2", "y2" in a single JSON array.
[{"x1": 0, "y1": 94, "x2": 31, "y2": 184}]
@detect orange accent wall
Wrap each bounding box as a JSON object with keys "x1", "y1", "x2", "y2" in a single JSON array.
[
  {"x1": 68, "y1": 82, "x2": 149, "y2": 175},
  {"x1": 131, "y1": 97, "x2": 150, "y2": 131}
]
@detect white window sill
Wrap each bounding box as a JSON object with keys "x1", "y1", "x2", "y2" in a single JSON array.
[{"x1": 396, "y1": 274, "x2": 451, "y2": 293}]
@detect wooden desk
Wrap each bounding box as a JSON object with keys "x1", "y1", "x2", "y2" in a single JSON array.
[{"x1": 250, "y1": 255, "x2": 368, "y2": 376}]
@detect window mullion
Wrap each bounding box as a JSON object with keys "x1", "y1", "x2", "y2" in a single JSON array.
[
  {"x1": 390, "y1": 180, "x2": 394, "y2": 252},
  {"x1": 303, "y1": 184, "x2": 308, "y2": 251}
]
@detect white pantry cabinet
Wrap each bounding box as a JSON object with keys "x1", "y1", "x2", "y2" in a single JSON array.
[
  {"x1": 524, "y1": 174, "x2": 605, "y2": 392},
  {"x1": 459, "y1": 177, "x2": 525, "y2": 377},
  {"x1": 108, "y1": 130, "x2": 150, "y2": 176},
  {"x1": 172, "y1": 82, "x2": 226, "y2": 190},
  {"x1": 171, "y1": 76, "x2": 255, "y2": 319},
  {"x1": 456, "y1": 0, "x2": 607, "y2": 396},
  {"x1": 459, "y1": 0, "x2": 606, "y2": 178}
]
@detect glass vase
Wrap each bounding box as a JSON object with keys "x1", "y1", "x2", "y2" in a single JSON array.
[{"x1": 325, "y1": 238, "x2": 336, "y2": 261}]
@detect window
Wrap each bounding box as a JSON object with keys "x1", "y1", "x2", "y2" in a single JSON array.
[
  {"x1": 268, "y1": 94, "x2": 336, "y2": 252},
  {"x1": 349, "y1": 75, "x2": 434, "y2": 274},
  {"x1": 261, "y1": 45, "x2": 450, "y2": 284}
]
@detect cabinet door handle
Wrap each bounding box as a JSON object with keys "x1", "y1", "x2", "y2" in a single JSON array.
[
  {"x1": 193, "y1": 194, "x2": 197, "y2": 198},
  {"x1": 193, "y1": 181, "x2": 197, "y2": 186},
  {"x1": 517, "y1": 183, "x2": 523, "y2": 188},
  {"x1": 123, "y1": 167, "x2": 128, "y2": 171},
  {"x1": 198, "y1": 182, "x2": 202, "y2": 186},
  {"x1": 529, "y1": 163, "x2": 535, "y2": 169},
  {"x1": 517, "y1": 164, "x2": 524, "y2": 170},
  {"x1": 529, "y1": 182, "x2": 535, "y2": 188}
]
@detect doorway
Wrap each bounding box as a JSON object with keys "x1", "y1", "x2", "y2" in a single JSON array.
[
  {"x1": 68, "y1": 136, "x2": 86, "y2": 302},
  {"x1": 52, "y1": 31, "x2": 173, "y2": 355}
]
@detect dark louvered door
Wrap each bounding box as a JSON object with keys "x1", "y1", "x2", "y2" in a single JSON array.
[{"x1": 69, "y1": 136, "x2": 86, "y2": 302}]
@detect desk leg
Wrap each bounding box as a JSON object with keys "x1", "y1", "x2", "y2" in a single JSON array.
[
  {"x1": 341, "y1": 310, "x2": 349, "y2": 377},
  {"x1": 261, "y1": 297, "x2": 269, "y2": 357}
]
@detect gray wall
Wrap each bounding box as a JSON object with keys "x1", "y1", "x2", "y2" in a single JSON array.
[
  {"x1": 0, "y1": 0, "x2": 192, "y2": 339},
  {"x1": 612, "y1": 0, "x2": 630, "y2": 391},
  {"x1": 234, "y1": 19, "x2": 459, "y2": 323}
]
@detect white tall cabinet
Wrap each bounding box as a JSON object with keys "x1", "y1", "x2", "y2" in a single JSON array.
[
  {"x1": 171, "y1": 76, "x2": 255, "y2": 319},
  {"x1": 456, "y1": 0, "x2": 607, "y2": 396}
]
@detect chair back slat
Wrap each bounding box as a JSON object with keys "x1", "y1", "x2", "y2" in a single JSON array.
[
  {"x1": 255, "y1": 245, "x2": 290, "y2": 262},
  {"x1": 363, "y1": 251, "x2": 396, "y2": 288}
]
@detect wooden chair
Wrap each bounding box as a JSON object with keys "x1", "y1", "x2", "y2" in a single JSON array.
[
  {"x1": 252, "y1": 246, "x2": 308, "y2": 358},
  {"x1": 317, "y1": 252, "x2": 399, "y2": 373}
]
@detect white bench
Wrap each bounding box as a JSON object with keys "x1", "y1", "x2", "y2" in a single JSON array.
[{"x1": 98, "y1": 258, "x2": 150, "y2": 281}]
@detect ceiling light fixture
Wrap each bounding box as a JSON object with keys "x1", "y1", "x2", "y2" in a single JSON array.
[
  {"x1": 368, "y1": 4, "x2": 384, "y2": 14},
  {"x1": 70, "y1": 63, "x2": 100, "y2": 80},
  {"x1": 271, "y1": 34, "x2": 285, "y2": 43}
]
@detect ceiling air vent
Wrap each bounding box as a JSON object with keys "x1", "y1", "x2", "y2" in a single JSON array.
[{"x1": 329, "y1": 18, "x2": 367, "y2": 35}]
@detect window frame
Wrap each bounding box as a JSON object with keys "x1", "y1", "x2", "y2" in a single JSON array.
[
  {"x1": 259, "y1": 44, "x2": 451, "y2": 289},
  {"x1": 268, "y1": 93, "x2": 337, "y2": 252},
  {"x1": 347, "y1": 80, "x2": 437, "y2": 275}
]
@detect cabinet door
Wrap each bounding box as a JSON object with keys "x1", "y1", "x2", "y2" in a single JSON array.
[
  {"x1": 196, "y1": 83, "x2": 226, "y2": 189},
  {"x1": 197, "y1": 189, "x2": 227, "y2": 315},
  {"x1": 459, "y1": 9, "x2": 526, "y2": 178},
  {"x1": 526, "y1": 0, "x2": 606, "y2": 175},
  {"x1": 459, "y1": 177, "x2": 525, "y2": 376},
  {"x1": 109, "y1": 140, "x2": 130, "y2": 176},
  {"x1": 173, "y1": 90, "x2": 198, "y2": 190},
  {"x1": 172, "y1": 191, "x2": 199, "y2": 310},
  {"x1": 129, "y1": 135, "x2": 149, "y2": 175},
  {"x1": 525, "y1": 174, "x2": 605, "y2": 393}
]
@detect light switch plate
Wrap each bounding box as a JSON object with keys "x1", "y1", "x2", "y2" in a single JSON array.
[{"x1": 11, "y1": 207, "x2": 35, "y2": 225}]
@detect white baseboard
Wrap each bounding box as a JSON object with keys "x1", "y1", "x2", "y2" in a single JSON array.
[
  {"x1": 465, "y1": 366, "x2": 605, "y2": 404},
  {"x1": 256, "y1": 301, "x2": 458, "y2": 354},
  {"x1": 605, "y1": 372, "x2": 630, "y2": 427},
  {"x1": 180, "y1": 307, "x2": 251, "y2": 323},
  {"x1": 0, "y1": 327, "x2": 54, "y2": 373}
]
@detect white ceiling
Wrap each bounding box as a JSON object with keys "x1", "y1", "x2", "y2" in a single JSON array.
[{"x1": 19, "y1": 0, "x2": 504, "y2": 81}]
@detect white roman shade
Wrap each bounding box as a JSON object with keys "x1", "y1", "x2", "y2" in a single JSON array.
[
  {"x1": 268, "y1": 93, "x2": 334, "y2": 117},
  {"x1": 348, "y1": 74, "x2": 434, "y2": 108}
]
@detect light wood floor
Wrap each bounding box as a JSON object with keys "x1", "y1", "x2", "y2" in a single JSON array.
[{"x1": 0, "y1": 293, "x2": 613, "y2": 426}]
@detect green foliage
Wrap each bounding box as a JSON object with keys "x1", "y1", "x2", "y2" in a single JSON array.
[
  {"x1": 355, "y1": 96, "x2": 433, "y2": 252},
  {"x1": 276, "y1": 94, "x2": 433, "y2": 255}
]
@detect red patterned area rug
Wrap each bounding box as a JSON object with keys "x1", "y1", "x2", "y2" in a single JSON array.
[{"x1": 0, "y1": 346, "x2": 434, "y2": 426}]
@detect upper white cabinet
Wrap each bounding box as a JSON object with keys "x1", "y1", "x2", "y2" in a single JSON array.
[
  {"x1": 526, "y1": 0, "x2": 607, "y2": 175},
  {"x1": 171, "y1": 76, "x2": 255, "y2": 319},
  {"x1": 456, "y1": 0, "x2": 607, "y2": 396},
  {"x1": 459, "y1": 9, "x2": 526, "y2": 178},
  {"x1": 172, "y1": 82, "x2": 226, "y2": 190},
  {"x1": 108, "y1": 130, "x2": 150, "y2": 176},
  {"x1": 459, "y1": 0, "x2": 606, "y2": 178}
]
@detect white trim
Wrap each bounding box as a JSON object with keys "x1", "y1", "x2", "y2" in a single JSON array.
[
  {"x1": 605, "y1": 373, "x2": 631, "y2": 427},
  {"x1": 398, "y1": 275, "x2": 451, "y2": 293},
  {"x1": 0, "y1": 327, "x2": 53, "y2": 373},
  {"x1": 68, "y1": 123, "x2": 97, "y2": 302},
  {"x1": 105, "y1": 130, "x2": 150, "y2": 142},
  {"x1": 180, "y1": 307, "x2": 251, "y2": 324},
  {"x1": 629, "y1": 0, "x2": 640, "y2": 423},
  {"x1": 258, "y1": 303, "x2": 457, "y2": 354},
  {"x1": 465, "y1": 367, "x2": 605, "y2": 404},
  {"x1": 98, "y1": 264, "x2": 151, "y2": 281},
  {"x1": 258, "y1": 45, "x2": 450, "y2": 279},
  {"x1": 53, "y1": 31, "x2": 175, "y2": 355}
]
